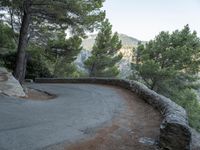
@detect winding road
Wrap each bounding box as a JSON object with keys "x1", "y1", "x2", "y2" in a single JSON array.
[{"x1": 0, "y1": 83, "x2": 161, "y2": 150}]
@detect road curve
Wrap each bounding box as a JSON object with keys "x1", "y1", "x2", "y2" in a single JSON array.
[{"x1": 0, "y1": 83, "x2": 161, "y2": 150}]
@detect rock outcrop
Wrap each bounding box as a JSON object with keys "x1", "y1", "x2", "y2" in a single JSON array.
[{"x1": 0, "y1": 67, "x2": 26, "y2": 97}]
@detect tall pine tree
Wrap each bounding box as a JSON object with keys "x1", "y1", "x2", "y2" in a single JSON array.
[
  {"x1": 85, "y1": 19, "x2": 122, "y2": 77},
  {"x1": 46, "y1": 30, "x2": 83, "y2": 77},
  {"x1": 0, "y1": 0, "x2": 105, "y2": 83}
]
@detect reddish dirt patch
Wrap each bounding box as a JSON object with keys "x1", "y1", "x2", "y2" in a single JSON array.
[
  {"x1": 23, "y1": 88, "x2": 56, "y2": 100},
  {"x1": 65, "y1": 86, "x2": 162, "y2": 150}
]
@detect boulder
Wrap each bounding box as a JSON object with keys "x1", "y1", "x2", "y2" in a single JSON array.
[{"x1": 0, "y1": 67, "x2": 26, "y2": 97}]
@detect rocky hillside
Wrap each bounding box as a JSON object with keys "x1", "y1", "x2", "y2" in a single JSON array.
[
  {"x1": 75, "y1": 34, "x2": 143, "y2": 78},
  {"x1": 82, "y1": 34, "x2": 140, "y2": 50}
]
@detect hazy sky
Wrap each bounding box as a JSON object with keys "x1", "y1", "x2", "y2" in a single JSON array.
[{"x1": 103, "y1": 0, "x2": 200, "y2": 41}]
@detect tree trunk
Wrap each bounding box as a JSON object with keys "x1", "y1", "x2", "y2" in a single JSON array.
[
  {"x1": 14, "y1": 0, "x2": 31, "y2": 84},
  {"x1": 89, "y1": 63, "x2": 96, "y2": 77}
]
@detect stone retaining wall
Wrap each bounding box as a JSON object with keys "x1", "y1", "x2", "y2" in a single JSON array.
[{"x1": 35, "y1": 78, "x2": 191, "y2": 150}]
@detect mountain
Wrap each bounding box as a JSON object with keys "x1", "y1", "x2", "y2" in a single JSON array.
[
  {"x1": 75, "y1": 34, "x2": 144, "y2": 78},
  {"x1": 118, "y1": 34, "x2": 141, "y2": 48},
  {"x1": 82, "y1": 33, "x2": 141, "y2": 50},
  {"x1": 81, "y1": 34, "x2": 96, "y2": 50}
]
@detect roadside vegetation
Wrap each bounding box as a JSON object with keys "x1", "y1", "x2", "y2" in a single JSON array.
[{"x1": 131, "y1": 25, "x2": 200, "y2": 131}]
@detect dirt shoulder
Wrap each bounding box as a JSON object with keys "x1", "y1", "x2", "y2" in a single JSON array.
[
  {"x1": 65, "y1": 86, "x2": 162, "y2": 150},
  {"x1": 23, "y1": 88, "x2": 56, "y2": 100}
]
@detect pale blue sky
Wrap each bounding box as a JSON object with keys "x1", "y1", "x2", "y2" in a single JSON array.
[{"x1": 103, "y1": 0, "x2": 200, "y2": 41}]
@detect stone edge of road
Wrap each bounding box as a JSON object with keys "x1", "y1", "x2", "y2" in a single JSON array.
[{"x1": 35, "y1": 77, "x2": 191, "y2": 150}]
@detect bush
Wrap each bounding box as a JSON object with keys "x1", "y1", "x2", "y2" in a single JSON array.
[
  {"x1": 169, "y1": 88, "x2": 200, "y2": 131},
  {"x1": 0, "y1": 52, "x2": 53, "y2": 80}
]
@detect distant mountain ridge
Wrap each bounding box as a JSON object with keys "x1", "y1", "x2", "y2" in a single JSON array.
[{"x1": 82, "y1": 33, "x2": 143, "y2": 50}]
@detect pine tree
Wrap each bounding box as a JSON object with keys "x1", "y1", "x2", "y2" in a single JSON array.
[
  {"x1": 134, "y1": 25, "x2": 200, "y2": 91},
  {"x1": 0, "y1": 0, "x2": 105, "y2": 83},
  {"x1": 85, "y1": 19, "x2": 122, "y2": 77},
  {"x1": 132, "y1": 25, "x2": 200, "y2": 130},
  {"x1": 46, "y1": 30, "x2": 83, "y2": 77}
]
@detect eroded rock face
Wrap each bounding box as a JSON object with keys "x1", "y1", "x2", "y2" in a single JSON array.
[{"x1": 0, "y1": 67, "x2": 26, "y2": 97}]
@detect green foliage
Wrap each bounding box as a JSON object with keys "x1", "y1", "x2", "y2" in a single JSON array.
[
  {"x1": 170, "y1": 88, "x2": 200, "y2": 131},
  {"x1": 54, "y1": 62, "x2": 85, "y2": 78},
  {"x1": 1, "y1": 0, "x2": 105, "y2": 82},
  {"x1": 85, "y1": 19, "x2": 122, "y2": 77},
  {"x1": 47, "y1": 31, "x2": 82, "y2": 63},
  {"x1": 0, "y1": 52, "x2": 15, "y2": 71},
  {"x1": 45, "y1": 30, "x2": 83, "y2": 77},
  {"x1": 0, "y1": 22, "x2": 16, "y2": 51},
  {"x1": 0, "y1": 52, "x2": 53, "y2": 79},
  {"x1": 0, "y1": 27, "x2": 84, "y2": 79},
  {"x1": 26, "y1": 44, "x2": 53, "y2": 79},
  {"x1": 27, "y1": 33, "x2": 85, "y2": 79},
  {"x1": 0, "y1": 0, "x2": 105, "y2": 40},
  {"x1": 26, "y1": 56, "x2": 53, "y2": 79},
  {"x1": 134, "y1": 25, "x2": 200, "y2": 90},
  {"x1": 0, "y1": 47, "x2": 53, "y2": 79},
  {"x1": 132, "y1": 25, "x2": 200, "y2": 131}
]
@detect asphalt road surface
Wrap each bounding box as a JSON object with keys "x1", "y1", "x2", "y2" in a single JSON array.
[{"x1": 0, "y1": 83, "x2": 161, "y2": 150}]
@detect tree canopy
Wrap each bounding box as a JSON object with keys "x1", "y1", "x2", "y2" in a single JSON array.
[
  {"x1": 85, "y1": 19, "x2": 122, "y2": 77},
  {"x1": 0, "y1": 0, "x2": 105, "y2": 35},
  {"x1": 0, "y1": 22, "x2": 16, "y2": 51},
  {"x1": 134, "y1": 25, "x2": 200, "y2": 91},
  {"x1": 0, "y1": 0, "x2": 105, "y2": 83},
  {"x1": 46, "y1": 30, "x2": 83, "y2": 77},
  {"x1": 132, "y1": 25, "x2": 200, "y2": 130}
]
